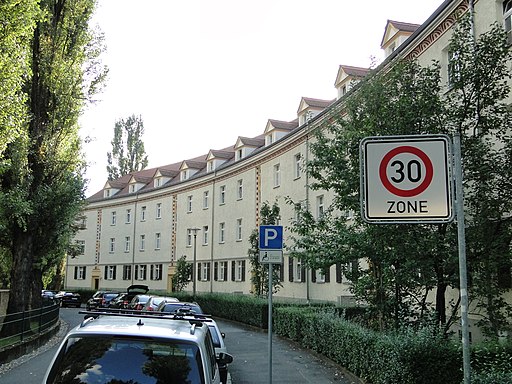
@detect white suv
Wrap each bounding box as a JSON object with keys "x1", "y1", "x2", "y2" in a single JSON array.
[{"x1": 44, "y1": 310, "x2": 233, "y2": 384}]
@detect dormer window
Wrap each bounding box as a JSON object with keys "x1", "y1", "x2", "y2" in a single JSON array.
[
  {"x1": 154, "y1": 177, "x2": 161, "y2": 188},
  {"x1": 207, "y1": 161, "x2": 214, "y2": 173},
  {"x1": 181, "y1": 170, "x2": 189, "y2": 181},
  {"x1": 236, "y1": 149, "x2": 243, "y2": 161},
  {"x1": 265, "y1": 134, "x2": 273, "y2": 146},
  {"x1": 129, "y1": 184, "x2": 136, "y2": 193},
  {"x1": 104, "y1": 189, "x2": 111, "y2": 198},
  {"x1": 504, "y1": 0, "x2": 512, "y2": 43}
]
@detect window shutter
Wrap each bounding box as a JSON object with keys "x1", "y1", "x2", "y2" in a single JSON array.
[
  {"x1": 74, "y1": 266, "x2": 78, "y2": 280},
  {"x1": 288, "y1": 257, "x2": 294, "y2": 282},
  {"x1": 301, "y1": 265, "x2": 306, "y2": 283},
  {"x1": 311, "y1": 269, "x2": 317, "y2": 283},
  {"x1": 231, "y1": 261, "x2": 236, "y2": 281},
  {"x1": 325, "y1": 266, "x2": 330, "y2": 283},
  {"x1": 135, "y1": 265, "x2": 139, "y2": 280},
  {"x1": 336, "y1": 263, "x2": 342, "y2": 283},
  {"x1": 104, "y1": 266, "x2": 108, "y2": 279},
  {"x1": 214, "y1": 262, "x2": 218, "y2": 281},
  {"x1": 143, "y1": 266, "x2": 147, "y2": 280},
  {"x1": 207, "y1": 263, "x2": 211, "y2": 281},
  {"x1": 241, "y1": 260, "x2": 246, "y2": 281},
  {"x1": 150, "y1": 265, "x2": 154, "y2": 280},
  {"x1": 83, "y1": 266, "x2": 87, "y2": 279},
  {"x1": 197, "y1": 263, "x2": 202, "y2": 281},
  {"x1": 113, "y1": 266, "x2": 117, "y2": 280}
]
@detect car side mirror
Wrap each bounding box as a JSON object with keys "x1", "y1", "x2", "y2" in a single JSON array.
[{"x1": 217, "y1": 352, "x2": 233, "y2": 365}]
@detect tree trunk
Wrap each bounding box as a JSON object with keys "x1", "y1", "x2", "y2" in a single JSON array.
[{"x1": 436, "y1": 281, "x2": 447, "y2": 326}]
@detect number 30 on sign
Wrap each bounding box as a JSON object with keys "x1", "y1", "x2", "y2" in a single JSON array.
[{"x1": 360, "y1": 135, "x2": 454, "y2": 224}]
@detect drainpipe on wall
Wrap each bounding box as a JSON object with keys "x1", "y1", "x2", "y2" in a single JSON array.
[
  {"x1": 131, "y1": 194, "x2": 139, "y2": 286},
  {"x1": 210, "y1": 171, "x2": 217, "y2": 293}
]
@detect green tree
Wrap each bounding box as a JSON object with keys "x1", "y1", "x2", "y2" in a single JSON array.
[
  {"x1": 106, "y1": 114, "x2": 149, "y2": 180},
  {"x1": 0, "y1": 0, "x2": 106, "y2": 324},
  {"x1": 172, "y1": 255, "x2": 192, "y2": 292},
  {"x1": 287, "y1": 19, "x2": 512, "y2": 336},
  {"x1": 248, "y1": 201, "x2": 282, "y2": 297}
]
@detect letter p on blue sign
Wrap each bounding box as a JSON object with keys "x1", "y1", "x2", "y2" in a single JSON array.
[{"x1": 259, "y1": 225, "x2": 283, "y2": 250}]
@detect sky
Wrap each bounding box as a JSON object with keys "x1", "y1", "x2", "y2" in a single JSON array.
[{"x1": 80, "y1": 0, "x2": 444, "y2": 196}]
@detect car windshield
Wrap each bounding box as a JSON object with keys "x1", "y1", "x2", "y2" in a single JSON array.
[
  {"x1": 104, "y1": 293, "x2": 119, "y2": 300},
  {"x1": 46, "y1": 336, "x2": 205, "y2": 384}
]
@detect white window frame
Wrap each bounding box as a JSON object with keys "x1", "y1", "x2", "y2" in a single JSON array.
[
  {"x1": 202, "y1": 226, "x2": 209, "y2": 245},
  {"x1": 156, "y1": 203, "x2": 162, "y2": 219},
  {"x1": 201, "y1": 263, "x2": 209, "y2": 281},
  {"x1": 107, "y1": 265, "x2": 116, "y2": 280},
  {"x1": 187, "y1": 195, "x2": 193, "y2": 213},
  {"x1": 236, "y1": 260, "x2": 244, "y2": 281},
  {"x1": 141, "y1": 206, "x2": 147, "y2": 221},
  {"x1": 76, "y1": 240, "x2": 85, "y2": 255},
  {"x1": 124, "y1": 236, "x2": 131, "y2": 253},
  {"x1": 151, "y1": 264, "x2": 163, "y2": 280},
  {"x1": 109, "y1": 238, "x2": 115, "y2": 253},
  {"x1": 317, "y1": 195, "x2": 325, "y2": 219},
  {"x1": 203, "y1": 191, "x2": 209, "y2": 209},
  {"x1": 187, "y1": 229, "x2": 192, "y2": 247},
  {"x1": 236, "y1": 218, "x2": 242, "y2": 241},
  {"x1": 294, "y1": 259, "x2": 303, "y2": 282},
  {"x1": 504, "y1": 0, "x2": 512, "y2": 33},
  {"x1": 111, "y1": 211, "x2": 116, "y2": 225},
  {"x1": 77, "y1": 266, "x2": 86, "y2": 280},
  {"x1": 273, "y1": 163, "x2": 281, "y2": 188},
  {"x1": 136, "y1": 264, "x2": 147, "y2": 280},
  {"x1": 123, "y1": 265, "x2": 132, "y2": 280},
  {"x1": 155, "y1": 232, "x2": 161, "y2": 250},
  {"x1": 237, "y1": 179, "x2": 243, "y2": 200},
  {"x1": 140, "y1": 234, "x2": 146, "y2": 251},
  {"x1": 219, "y1": 222, "x2": 225, "y2": 243},
  {"x1": 219, "y1": 185, "x2": 226, "y2": 205},
  {"x1": 219, "y1": 262, "x2": 226, "y2": 281},
  {"x1": 315, "y1": 269, "x2": 326, "y2": 283},
  {"x1": 126, "y1": 209, "x2": 131, "y2": 224},
  {"x1": 294, "y1": 153, "x2": 301, "y2": 179}
]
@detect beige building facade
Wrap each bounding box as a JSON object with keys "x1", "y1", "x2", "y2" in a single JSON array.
[{"x1": 69, "y1": 0, "x2": 512, "y2": 320}]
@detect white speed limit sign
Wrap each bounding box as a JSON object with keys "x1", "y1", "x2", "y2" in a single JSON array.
[{"x1": 360, "y1": 135, "x2": 454, "y2": 223}]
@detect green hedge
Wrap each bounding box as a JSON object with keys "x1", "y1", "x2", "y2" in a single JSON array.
[{"x1": 470, "y1": 342, "x2": 512, "y2": 383}]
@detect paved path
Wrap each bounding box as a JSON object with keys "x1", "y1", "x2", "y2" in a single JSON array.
[{"x1": 217, "y1": 319, "x2": 360, "y2": 384}]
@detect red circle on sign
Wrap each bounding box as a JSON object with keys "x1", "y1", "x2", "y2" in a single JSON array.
[{"x1": 379, "y1": 146, "x2": 433, "y2": 197}]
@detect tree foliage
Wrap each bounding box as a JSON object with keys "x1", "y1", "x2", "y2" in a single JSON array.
[
  {"x1": 249, "y1": 201, "x2": 283, "y2": 297},
  {"x1": 172, "y1": 255, "x2": 193, "y2": 292},
  {"x1": 0, "y1": 0, "x2": 107, "y2": 319},
  {"x1": 106, "y1": 114, "x2": 148, "y2": 180},
  {"x1": 287, "y1": 18, "x2": 512, "y2": 337}
]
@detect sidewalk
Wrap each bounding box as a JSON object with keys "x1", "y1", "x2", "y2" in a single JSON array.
[{"x1": 217, "y1": 319, "x2": 362, "y2": 384}]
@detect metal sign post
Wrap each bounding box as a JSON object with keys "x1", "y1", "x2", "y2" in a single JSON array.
[{"x1": 259, "y1": 225, "x2": 283, "y2": 384}]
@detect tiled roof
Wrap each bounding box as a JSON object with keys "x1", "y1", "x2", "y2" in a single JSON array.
[
  {"x1": 381, "y1": 20, "x2": 420, "y2": 47},
  {"x1": 209, "y1": 149, "x2": 234, "y2": 159},
  {"x1": 181, "y1": 160, "x2": 206, "y2": 170},
  {"x1": 339, "y1": 65, "x2": 370, "y2": 78},
  {"x1": 238, "y1": 135, "x2": 265, "y2": 147},
  {"x1": 268, "y1": 119, "x2": 299, "y2": 131},
  {"x1": 301, "y1": 97, "x2": 335, "y2": 109}
]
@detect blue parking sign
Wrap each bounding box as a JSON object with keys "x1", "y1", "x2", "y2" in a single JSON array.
[{"x1": 259, "y1": 225, "x2": 283, "y2": 250}]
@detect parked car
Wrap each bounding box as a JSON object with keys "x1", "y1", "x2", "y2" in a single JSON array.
[
  {"x1": 108, "y1": 284, "x2": 149, "y2": 309},
  {"x1": 86, "y1": 291, "x2": 120, "y2": 310},
  {"x1": 141, "y1": 296, "x2": 179, "y2": 311},
  {"x1": 208, "y1": 319, "x2": 230, "y2": 384},
  {"x1": 43, "y1": 310, "x2": 233, "y2": 383},
  {"x1": 41, "y1": 290, "x2": 59, "y2": 306},
  {"x1": 129, "y1": 294, "x2": 151, "y2": 310},
  {"x1": 156, "y1": 301, "x2": 203, "y2": 315},
  {"x1": 54, "y1": 291, "x2": 81, "y2": 308}
]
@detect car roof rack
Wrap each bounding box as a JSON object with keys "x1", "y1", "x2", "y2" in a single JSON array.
[{"x1": 78, "y1": 308, "x2": 213, "y2": 332}]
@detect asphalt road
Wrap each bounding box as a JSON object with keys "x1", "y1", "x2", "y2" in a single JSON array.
[{"x1": 0, "y1": 307, "x2": 358, "y2": 384}]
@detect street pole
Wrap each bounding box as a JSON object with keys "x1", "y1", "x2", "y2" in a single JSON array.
[
  {"x1": 190, "y1": 227, "x2": 200, "y2": 298},
  {"x1": 268, "y1": 262, "x2": 273, "y2": 384},
  {"x1": 453, "y1": 133, "x2": 471, "y2": 384}
]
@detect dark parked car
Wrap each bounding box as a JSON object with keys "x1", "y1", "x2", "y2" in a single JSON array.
[
  {"x1": 156, "y1": 301, "x2": 203, "y2": 315},
  {"x1": 129, "y1": 294, "x2": 151, "y2": 310},
  {"x1": 109, "y1": 284, "x2": 149, "y2": 309},
  {"x1": 86, "y1": 291, "x2": 120, "y2": 310},
  {"x1": 55, "y1": 291, "x2": 81, "y2": 308}
]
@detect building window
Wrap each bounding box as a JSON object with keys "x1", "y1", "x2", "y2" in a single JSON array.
[
  {"x1": 316, "y1": 195, "x2": 325, "y2": 219},
  {"x1": 233, "y1": 260, "x2": 246, "y2": 281},
  {"x1": 129, "y1": 184, "x2": 136, "y2": 193},
  {"x1": 201, "y1": 263, "x2": 209, "y2": 281},
  {"x1": 219, "y1": 222, "x2": 225, "y2": 243},
  {"x1": 74, "y1": 266, "x2": 86, "y2": 280},
  {"x1": 123, "y1": 265, "x2": 132, "y2": 280},
  {"x1": 219, "y1": 261, "x2": 227, "y2": 281},
  {"x1": 111, "y1": 211, "x2": 116, "y2": 225},
  {"x1": 273, "y1": 163, "x2": 281, "y2": 187},
  {"x1": 236, "y1": 218, "x2": 242, "y2": 241},
  {"x1": 219, "y1": 185, "x2": 226, "y2": 205},
  {"x1": 504, "y1": 1, "x2": 512, "y2": 34},
  {"x1": 187, "y1": 229, "x2": 192, "y2": 247},
  {"x1": 181, "y1": 169, "x2": 189, "y2": 181},
  {"x1": 294, "y1": 153, "x2": 301, "y2": 179},
  {"x1": 156, "y1": 203, "x2": 162, "y2": 219},
  {"x1": 141, "y1": 206, "x2": 147, "y2": 221},
  {"x1": 124, "y1": 236, "x2": 131, "y2": 253},
  {"x1": 105, "y1": 265, "x2": 116, "y2": 280},
  {"x1": 140, "y1": 234, "x2": 146, "y2": 251},
  {"x1": 126, "y1": 209, "x2": 131, "y2": 223},
  {"x1": 154, "y1": 177, "x2": 161, "y2": 188},
  {"x1": 187, "y1": 195, "x2": 193, "y2": 213},
  {"x1": 237, "y1": 179, "x2": 243, "y2": 200},
  {"x1": 109, "y1": 238, "x2": 115, "y2": 253},
  {"x1": 203, "y1": 191, "x2": 209, "y2": 209},
  {"x1": 448, "y1": 49, "x2": 461, "y2": 86},
  {"x1": 155, "y1": 233, "x2": 161, "y2": 250},
  {"x1": 207, "y1": 161, "x2": 214, "y2": 172},
  {"x1": 150, "y1": 264, "x2": 163, "y2": 280},
  {"x1": 135, "y1": 264, "x2": 147, "y2": 280},
  {"x1": 237, "y1": 148, "x2": 243, "y2": 160},
  {"x1": 202, "y1": 226, "x2": 209, "y2": 245},
  {"x1": 75, "y1": 240, "x2": 85, "y2": 255}
]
